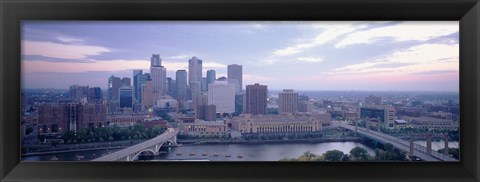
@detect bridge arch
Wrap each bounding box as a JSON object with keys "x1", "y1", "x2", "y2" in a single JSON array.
[{"x1": 132, "y1": 149, "x2": 156, "y2": 161}]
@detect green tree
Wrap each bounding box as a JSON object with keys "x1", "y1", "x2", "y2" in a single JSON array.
[
  {"x1": 323, "y1": 150, "x2": 344, "y2": 161},
  {"x1": 350, "y1": 147, "x2": 369, "y2": 161}
]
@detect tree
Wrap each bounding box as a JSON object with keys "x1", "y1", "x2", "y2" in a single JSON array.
[
  {"x1": 350, "y1": 147, "x2": 369, "y2": 161},
  {"x1": 323, "y1": 150, "x2": 344, "y2": 161}
]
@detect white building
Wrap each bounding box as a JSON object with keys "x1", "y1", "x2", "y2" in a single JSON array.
[{"x1": 208, "y1": 81, "x2": 235, "y2": 114}]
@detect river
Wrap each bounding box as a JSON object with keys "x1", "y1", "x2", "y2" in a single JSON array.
[
  {"x1": 22, "y1": 141, "x2": 459, "y2": 161},
  {"x1": 22, "y1": 141, "x2": 375, "y2": 161}
]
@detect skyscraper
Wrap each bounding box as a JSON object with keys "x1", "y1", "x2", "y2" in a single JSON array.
[
  {"x1": 246, "y1": 83, "x2": 268, "y2": 115},
  {"x1": 119, "y1": 86, "x2": 134, "y2": 109},
  {"x1": 278, "y1": 89, "x2": 298, "y2": 114},
  {"x1": 190, "y1": 81, "x2": 201, "y2": 100},
  {"x1": 188, "y1": 56, "x2": 202, "y2": 84},
  {"x1": 69, "y1": 85, "x2": 89, "y2": 101},
  {"x1": 121, "y1": 77, "x2": 131, "y2": 86},
  {"x1": 151, "y1": 66, "x2": 167, "y2": 94},
  {"x1": 228, "y1": 64, "x2": 242, "y2": 93},
  {"x1": 88, "y1": 87, "x2": 102, "y2": 101},
  {"x1": 206, "y1": 69, "x2": 216, "y2": 86},
  {"x1": 108, "y1": 76, "x2": 121, "y2": 101},
  {"x1": 175, "y1": 70, "x2": 188, "y2": 100},
  {"x1": 167, "y1": 77, "x2": 176, "y2": 97},
  {"x1": 208, "y1": 81, "x2": 235, "y2": 114},
  {"x1": 134, "y1": 73, "x2": 150, "y2": 102},
  {"x1": 201, "y1": 77, "x2": 207, "y2": 92},
  {"x1": 151, "y1": 54, "x2": 161, "y2": 67}
]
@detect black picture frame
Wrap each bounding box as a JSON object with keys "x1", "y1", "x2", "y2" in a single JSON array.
[{"x1": 1, "y1": 0, "x2": 479, "y2": 181}]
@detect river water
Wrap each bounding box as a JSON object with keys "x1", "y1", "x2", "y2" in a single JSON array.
[
  {"x1": 22, "y1": 142, "x2": 375, "y2": 161},
  {"x1": 22, "y1": 141, "x2": 459, "y2": 161}
]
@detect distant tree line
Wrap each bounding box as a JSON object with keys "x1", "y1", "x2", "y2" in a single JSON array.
[
  {"x1": 281, "y1": 143, "x2": 408, "y2": 161},
  {"x1": 60, "y1": 124, "x2": 165, "y2": 144}
]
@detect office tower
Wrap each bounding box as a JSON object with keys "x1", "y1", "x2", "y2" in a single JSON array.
[
  {"x1": 201, "y1": 77, "x2": 207, "y2": 92},
  {"x1": 119, "y1": 86, "x2": 134, "y2": 109},
  {"x1": 151, "y1": 65, "x2": 167, "y2": 94},
  {"x1": 188, "y1": 56, "x2": 202, "y2": 84},
  {"x1": 206, "y1": 69, "x2": 216, "y2": 86},
  {"x1": 208, "y1": 81, "x2": 235, "y2": 114},
  {"x1": 133, "y1": 70, "x2": 142, "y2": 78},
  {"x1": 108, "y1": 75, "x2": 121, "y2": 101},
  {"x1": 121, "y1": 77, "x2": 131, "y2": 86},
  {"x1": 246, "y1": 83, "x2": 268, "y2": 115},
  {"x1": 175, "y1": 70, "x2": 188, "y2": 100},
  {"x1": 151, "y1": 54, "x2": 161, "y2": 67},
  {"x1": 278, "y1": 89, "x2": 298, "y2": 114},
  {"x1": 190, "y1": 81, "x2": 201, "y2": 100},
  {"x1": 134, "y1": 73, "x2": 150, "y2": 102},
  {"x1": 228, "y1": 79, "x2": 240, "y2": 94},
  {"x1": 196, "y1": 105, "x2": 216, "y2": 121},
  {"x1": 133, "y1": 70, "x2": 142, "y2": 100},
  {"x1": 69, "y1": 85, "x2": 89, "y2": 101},
  {"x1": 227, "y1": 64, "x2": 242, "y2": 93},
  {"x1": 235, "y1": 93, "x2": 246, "y2": 114},
  {"x1": 167, "y1": 77, "x2": 176, "y2": 97},
  {"x1": 88, "y1": 87, "x2": 102, "y2": 101},
  {"x1": 141, "y1": 79, "x2": 157, "y2": 110},
  {"x1": 365, "y1": 95, "x2": 382, "y2": 105}
]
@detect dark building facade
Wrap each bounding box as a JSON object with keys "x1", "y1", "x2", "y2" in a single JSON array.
[
  {"x1": 246, "y1": 83, "x2": 268, "y2": 115},
  {"x1": 38, "y1": 102, "x2": 107, "y2": 134}
]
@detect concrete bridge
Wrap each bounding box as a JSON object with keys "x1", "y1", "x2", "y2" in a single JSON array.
[
  {"x1": 332, "y1": 121, "x2": 457, "y2": 161},
  {"x1": 92, "y1": 128, "x2": 180, "y2": 161}
]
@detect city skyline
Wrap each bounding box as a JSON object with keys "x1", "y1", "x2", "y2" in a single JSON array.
[{"x1": 22, "y1": 21, "x2": 459, "y2": 91}]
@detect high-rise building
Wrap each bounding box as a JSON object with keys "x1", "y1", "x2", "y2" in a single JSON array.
[
  {"x1": 188, "y1": 56, "x2": 202, "y2": 84},
  {"x1": 201, "y1": 77, "x2": 207, "y2": 92},
  {"x1": 119, "y1": 86, "x2": 134, "y2": 109},
  {"x1": 69, "y1": 85, "x2": 89, "y2": 101},
  {"x1": 108, "y1": 76, "x2": 121, "y2": 101},
  {"x1": 151, "y1": 54, "x2": 161, "y2": 67},
  {"x1": 151, "y1": 66, "x2": 167, "y2": 94},
  {"x1": 134, "y1": 73, "x2": 150, "y2": 102},
  {"x1": 365, "y1": 95, "x2": 382, "y2": 105},
  {"x1": 278, "y1": 89, "x2": 298, "y2": 114},
  {"x1": 175, "y1": 70, "x2": 188, "y2": 100},
  {"x1": 167, "y1": 77, "x2": 176, "y2": 97},
  {"x1": 121, "y1": 77, "x2": 131, "y2": 86},
  {"x1": 235, "y1": 93, "x2": 246, "y2": 114},
  {"x1": 88, "y1": 87, "x2": 102, "y2": 101},
  {"x1": 190, "y1": 81, "x2": 202, "y2": 100},
  {"x1": 227, "y1": 64, "x2": 242, "y2": 93},
  {"x1": 133, "y1": 70, "x2": 142, "y2": 79},
  {"x1": 208, "y1": 81, "x2": 235, "y2": 114},
  {"x1": 228, "y1": 79, "x2": 240, "y2": 94},
  {"x1": 246, "y1": 83, "x2": 268, "y2": 115},
  {"x1": 206, "y1": 69, "x2": 216, "y2": 86},
  {"x1": 141, "y1": 79, "x2": 160, "y2": 110}
]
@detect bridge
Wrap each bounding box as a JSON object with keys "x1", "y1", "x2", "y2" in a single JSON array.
[
  {"x1": 331, "y1": 121, "x2": 457, "y2": 161},
  {"x1": 92, "y1": 128, "x2": 180, "y2": 161}
]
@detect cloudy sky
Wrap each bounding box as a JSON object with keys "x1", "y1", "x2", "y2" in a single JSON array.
[{"x1": 21, "y1": 21, "x2": 459, "y2": 91}]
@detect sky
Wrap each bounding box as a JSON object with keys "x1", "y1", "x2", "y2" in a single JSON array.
[{"x1": 21, "y1": 21, "x2": 459, "y2": 91}]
